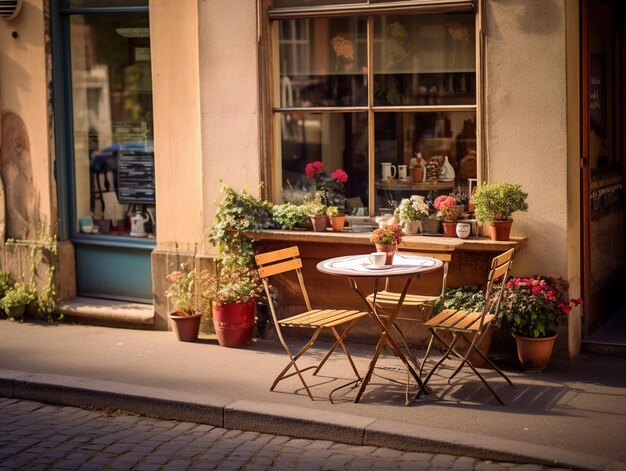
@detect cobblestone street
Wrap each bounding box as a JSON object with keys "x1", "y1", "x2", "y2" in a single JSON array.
[{"x1": 0, "y1": 398, "x2": 570, "y2": 471}]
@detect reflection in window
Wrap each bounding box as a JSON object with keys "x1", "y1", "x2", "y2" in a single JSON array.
[{"x1": 70, "y1": 12, "x2": 155, "y2": 238}]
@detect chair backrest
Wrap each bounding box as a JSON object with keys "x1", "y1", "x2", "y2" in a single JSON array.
[
  {"x1": 392, "y1": 251, "x2": 452, "y2": 300},
  {"x1": 255, "y1": 246, "x2": 312, "y2": 312},
  {"x1": 480, "y1": 248, "x2": 515, "y2": 330}
]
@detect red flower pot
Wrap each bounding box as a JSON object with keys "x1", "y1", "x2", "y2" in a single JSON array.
[
  {"x1": 513, "y1": 333, "x2": 557, "y2": 372},
  {"x1": 310, "y1": 215, "x2": 329, "y2": 232},
  {"x1": 488, "y1": 220, "x2": 513, "y2": 241},
  {"x1": 212, "y1": 302, "x2": 256, "y2": 347},
  {"x1": 442, "y1": 222, "x2": 457, "y2": 237}
]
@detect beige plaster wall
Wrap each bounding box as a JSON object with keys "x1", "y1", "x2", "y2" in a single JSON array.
[
  {"x1": 198, "y1": 0, "x2": 261, "y2": 254},
  {"x1": 0, "y1": 0, "x2": 54, "y2": 234},
  {"x1": 483, "y1": 0, "x2": 569, "y2": 277},
  {"x1": 150, "y1": 0, "x2": 203, "y2": 252}
]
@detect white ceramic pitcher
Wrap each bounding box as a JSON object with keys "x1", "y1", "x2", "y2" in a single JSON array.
[{"x1": 381, "y1": 162, "x2": 397, "y2": 180}]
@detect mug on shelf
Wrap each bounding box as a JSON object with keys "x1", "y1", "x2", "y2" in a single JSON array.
[
  {"x1": 381, "y1": 162, "x2": 397, "y2": 180},
  {"x1": 398, "y1": 165, "x2": 408, "y2": 181}
]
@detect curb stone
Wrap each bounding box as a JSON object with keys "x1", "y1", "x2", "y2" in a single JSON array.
[{"x1": 0, "y1": 368, "x2": 622, "y2": 471}]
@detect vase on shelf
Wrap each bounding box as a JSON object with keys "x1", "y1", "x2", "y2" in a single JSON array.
[
  {"x1": 374, "y1": 243, "x2": 397, "y2": 265},
  {"x1": 402, "y1": 220, "x2": 420, "y2": 236}
]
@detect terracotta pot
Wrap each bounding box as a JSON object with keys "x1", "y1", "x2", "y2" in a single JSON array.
[
  {"x1": 168, "y1": 311, "x2": 201, "y2": 342},
  {"x1": 212, "y1": 302, "x2": 255, "y2": 347},
  {"x1": 442, "y1": 222, "x2": 457, "y2": 237},
  {"x1": 5, "y1": 305, "x2": 26, "y2": 321},
  {"x1": 411, "y1": 167, "x2": 424, "y2": 183},
  {"x1": 513, "y1": 333, "x2": 557, "y2": 372},
  {"x1": 330, "y1": 215, "x2": 345, "y2": 232},
  {"x1": 488, "y1": 220, "x2": 513, "y2": 241},
  {"x1": 374, "y1": 243, "x2": 397, "y2": 265},
  {"x1": 310, "y1": 215, "x2": 329, "y2": 232}
]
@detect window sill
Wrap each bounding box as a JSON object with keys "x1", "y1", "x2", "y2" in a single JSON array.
[{"x1": 247, "y1": 229, "x2": 527, "y2": 252}]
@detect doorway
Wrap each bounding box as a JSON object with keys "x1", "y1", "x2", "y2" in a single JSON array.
[
  {"x1": 581, "y1": 0, "x2": 626, "y2": 344},
  {"x1": 52, "y1": 1, "x2": 155, "y2": 303}
]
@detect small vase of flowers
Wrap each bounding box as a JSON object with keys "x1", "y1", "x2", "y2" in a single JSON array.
[
  {"x1": 434, "y1": 195, "x2": 460, "y2": 237},
  {"x1": 395, "y1": 195, "x2": 429, "y2": 235},
  {"x1": 370, "y1": 224, "x2": 404, "y2": 265}
]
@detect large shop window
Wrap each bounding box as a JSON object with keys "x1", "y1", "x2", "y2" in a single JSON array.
[
  {"x1": 270, "y1": 4, "x2": 477, "y2": 215},
  {"x1": 68, "y1": 8, "x2": 155, "y2": 239}
]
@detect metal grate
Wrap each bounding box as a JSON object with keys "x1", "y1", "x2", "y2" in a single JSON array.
[{"x1": 0, "y1": 0, "x2": 22, "y2": 20}]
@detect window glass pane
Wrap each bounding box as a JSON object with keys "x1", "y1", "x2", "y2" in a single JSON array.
[
  {"x1": 70, "y1": 13, "x2": 155, "y2": 238},
  {"x1": 69, "y1": 1, "x2": 148, "y2": 7},
  {"x1": 374, "y1": 111, "x2": 476, "y2": 213},
  {"x1": 277, "y1": 17, "x2": 367, "y2": 107},
  {"x1": 272, "y1": 0, "x2": 363, "y2": 7},
  {"x1": 373, "y1": 13, "x2": 475, "y2": 106},
  {"x1": 279, "y1": 112, "x2": 369, "y2": 212}
]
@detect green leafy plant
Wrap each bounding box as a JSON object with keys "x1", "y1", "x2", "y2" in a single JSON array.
[
  {"x1": 326, "y1": 205, "x2": 340, "y2": 217},
  {"x1": 442, "y1": 285, "x2": 486, "y2": 312},
  {"x1": 208, "y1": 183, "x2": 273, "y2": 270},
  {"x1": 472, "y1": 182, "x2": 528, "y2": 223},
  {"x1": 302, "y1": 190, "x2": 327, "y2": 217},
  {"x1": 271, "y1": 203, "x2": 308, "y2": 230},
  {"x1": 1, "y1": 282, "x2": 36, "y2": 309},
  {"x1": 165, "y1": 263, "x2": 207, "y2": 315},
  {"x1": 204, "y1": 265, "x2": 263, "y2": 306},
  {"x1": 499, "y1": 276, "x2": 582, "y2": 338},
  {"x1": 0, "y1": 271, "x2": 11, "y2": 299}
]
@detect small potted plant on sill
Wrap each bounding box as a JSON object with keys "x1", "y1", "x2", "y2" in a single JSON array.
[
  {"x1": 472, "y1": 182, "x2": 528, "y2": 241},
  {"x1": 434, "y1": 195, "x2": 460, "y2": 237},
  {"x1": 165, "y1": 262, "x2": 206, "y2": 342},
  {"x1": 271, "y1": 202, "x2": 308, "y2": 230},
  {"x1": 370, "y1": 224, "x2": 404, "y2": 265},
  {"x1": 395, "y1": 195, "x2": 429, "y2": 235},
  {"x1": 302, "y1": 191, "x2": 328, "y2": 232},
  {"x1": 326, "y1": 205, "x2": 345, "y2": 232},
  {"x1": 1, "y1": 281, "x2": 36, "y2": 322},
  {"x1": 498, "y1": 276, "x2": 582, "y2": 371},
  {"x1": 205, "y1": 264, "x2": 263, "y2": 348}
]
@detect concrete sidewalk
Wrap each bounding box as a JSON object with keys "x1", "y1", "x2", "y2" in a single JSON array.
[{"x1": 1, "y1": 320, "x2": 625, "y2": 470}]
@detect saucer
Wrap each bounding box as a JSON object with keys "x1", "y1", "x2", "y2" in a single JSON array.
[{"x1": 363, "y1": 264, "x2": 392, "y2": 270}]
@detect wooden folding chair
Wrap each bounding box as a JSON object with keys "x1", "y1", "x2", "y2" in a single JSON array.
[
  {"x1": 255, "y1": 246, "x2": 368, "y2": 401},
  {"x1": 365, "y1": 251, "x2": 451, "y2": 370},
  {"x1": 416, "y1": 248, "x2": 515, "y2": 405}
]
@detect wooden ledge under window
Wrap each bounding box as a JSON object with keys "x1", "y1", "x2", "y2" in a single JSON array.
[{"x1": 246, "y1": 230, "x2": 527, "y2": 253}]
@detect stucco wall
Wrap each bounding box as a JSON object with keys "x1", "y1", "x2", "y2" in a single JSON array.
[
  {"x1": 198, "y1": 0, "x2": 261, "y2": 255},
  {"x1": 483, "y1": 0, "x2": 569, "y2": 277},
  {"x1": 150, "y1": 0, "x2": 203, "y2": 252},
  {"x1": 0, "y1": 0, "x2": 54, "y2": 235}
]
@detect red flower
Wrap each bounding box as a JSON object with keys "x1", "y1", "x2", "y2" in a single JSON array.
[
  {"x1": 433, "y1": 195, "x2": 457, "y2": 211},
  {"x1": 330, "y1": 169, "x2": 348, "y2": 183},
  {"x1": 559, "y1": 303, "x2": 572, "y2": 314},
  {"x1": 576, "y1": 298, "x2": 583, "y2": 305},
  {"x1": 305, "y1": 161, "x2": 324, "y2": 178}
]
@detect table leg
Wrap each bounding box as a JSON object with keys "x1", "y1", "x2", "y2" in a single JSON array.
[{"x1": 349, "y1": 277, "x2": 425, "y2": 404}]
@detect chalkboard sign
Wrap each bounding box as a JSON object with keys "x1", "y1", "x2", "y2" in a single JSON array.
[{"x1": 117, "y1": 151, "x2": 155, "y2": 204}]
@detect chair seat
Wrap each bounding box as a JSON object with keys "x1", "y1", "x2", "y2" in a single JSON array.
[
  {"x1": 366, "y1": 291, "x2": 439, "y2": 307},
  {"x1": 424, "y1": 308, "x2": 495, "y2": 333},
  {"x1": 280, "y1": 309, "x2": 368, "y2": 328}
]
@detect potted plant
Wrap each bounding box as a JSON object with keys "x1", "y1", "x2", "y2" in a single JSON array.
[
  {"x1": 205, "y1": 265, "x2": 263, "y2": 347},
  {"x1": 165, "y1": 262, "x2": 205, "y2": 342},
  {"x1": 304, "y1": 160, "x2": 348, "y2": 209},
  {"x1": 369, "y1": 224, "x2": 404, "y2": 265},
  {"x1": 302, "y1": 191, "x2": 328, "y2": 232},
  {"x1": 271, "y1": 202, "x2": 308, "y2": 230},
  {"x1": 434, "y1": 195, "x2": 460, "y2": 237},
  {"x1": 395, "y1": 195, "x2": 429, "y2": 235},
  {"x1": 472, "y1": 182, "x2": 528, "y2": 241},
  {"x1": 326, "y1": 205, "x2": 345, "y2": 232},
  {"x1": 0, "y1": 281, "x2": 36, "y2": 321},
  {"x1": 499, "y1": 276, "x2": 582, "y2": 371}
]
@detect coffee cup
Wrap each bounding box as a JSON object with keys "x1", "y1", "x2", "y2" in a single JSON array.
[{"x1": 369, "y1": 252, "x2": 387, "y2": 267}]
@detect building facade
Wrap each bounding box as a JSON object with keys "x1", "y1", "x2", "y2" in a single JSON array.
[{"x1": 0, "y1": 0, "x2": 623, "y2": 357}]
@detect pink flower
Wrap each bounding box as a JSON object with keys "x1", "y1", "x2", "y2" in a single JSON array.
[
  {"x1": 331, "y1": 169, "x2": 348, "y2": 183},
  {"x1": 305, "y1": 161, "x2": 324, "y2": 178},
  {"x1": 559, "y1": 303, "x2": 572, "y2": 314},
  {"x1": 433, "y1": 195, "x2": 457, "y2": 211},
  {"x1": 166, "y1": 271, "x2": 182, "y2": 282},
  {"x1": 576, "y1": 298, "x2": 583, "y2": 305},
  {"x1": 531, "y1": 286, "x2": 542, "y2": 294}
]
